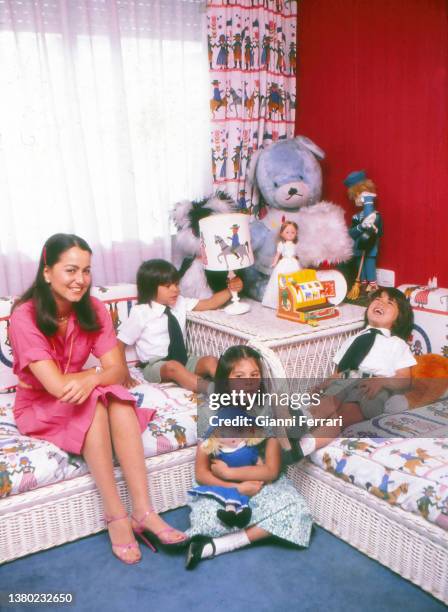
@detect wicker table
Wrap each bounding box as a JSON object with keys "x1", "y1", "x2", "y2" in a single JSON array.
[{"x1": 186, "y1": 299, "x2": 366, "y2": 382}]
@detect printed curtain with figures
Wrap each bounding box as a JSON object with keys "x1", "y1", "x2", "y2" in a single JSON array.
[{"x1": 207, "y1": 0, "x2": 297, "y2": 209}]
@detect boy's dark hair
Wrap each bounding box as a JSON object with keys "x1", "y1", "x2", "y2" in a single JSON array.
[
  {"x1": 137, "y1": 259, "x2": 180, "y2": 304},
  {"x1": 364, "y1": 287, "x2": 414, "y2": 340},
  {"x1": 214, "y1": 345, "x2": 265, "y2": 396},
  {"x1": 14, "y1": 233, "x2": 100, "y2": 336}
]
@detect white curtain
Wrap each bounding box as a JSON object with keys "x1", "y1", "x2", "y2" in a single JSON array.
[{"x1": 0, "y1": 0, "x2": 212, "y2": 295}]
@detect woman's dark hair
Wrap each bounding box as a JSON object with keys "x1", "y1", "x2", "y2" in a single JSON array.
[
  {"x1": 14, "y1": 233, "x2": 100, "y2": 336},
  {"x1": 214, "y1": 345, "x2": 266, "y2": 396},
  {"x1": 137, "y1": 259, "x2": 180, "y2": 304},
  {"x1": 364, "y1": 287, "x2": 414, "y2": 340}
]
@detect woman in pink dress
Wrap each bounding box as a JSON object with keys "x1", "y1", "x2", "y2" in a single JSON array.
[{"x1": 9, "y1": 233, "x2": 186, "y2": 564}]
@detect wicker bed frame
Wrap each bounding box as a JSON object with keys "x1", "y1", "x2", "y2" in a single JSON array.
[
  {"x1": 1, "y1": 307, "x2": 447, "y2": 604},
  {"x1": 288, "y1": 461, "x2": 448, "y2": 604},
  {"x1": 3, "y1": 445, "x2": 447, "y2": 604},
  {"x1": 0, "y1": 446, "x2": 196, "y2": 565}
]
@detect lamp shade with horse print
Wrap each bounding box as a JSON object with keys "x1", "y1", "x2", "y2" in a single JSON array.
[{"x1": 199, "y1": 213, "x2": 254, "y2": 314}]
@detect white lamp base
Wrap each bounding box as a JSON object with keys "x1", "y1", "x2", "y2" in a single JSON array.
[
  {"x1": 224, "y1": 288, "x2": 251, "y2": 315},
  {"x1": 224, "y1": 300, "x2": 251, "y2": 315}
]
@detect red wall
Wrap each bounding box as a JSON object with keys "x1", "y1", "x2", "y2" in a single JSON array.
[{"x1": 296, "y1": 0, "x2": 448, "y2": 287}]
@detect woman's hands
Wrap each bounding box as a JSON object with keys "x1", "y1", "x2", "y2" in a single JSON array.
[
  {"x1": 59, "y1": 373, "x2": 99, "y2": 404},
  {"x1": 123, "y1": 371, "x2": 140, "y2": 389}
]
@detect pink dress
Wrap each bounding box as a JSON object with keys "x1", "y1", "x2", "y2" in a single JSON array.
[{"x1": 9, "y1": 297, "x2": 156, "y2": 454}]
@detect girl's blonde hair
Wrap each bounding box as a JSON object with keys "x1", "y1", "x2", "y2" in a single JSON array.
[
  {"x1": 201, "y1": 435, "x2": 264, "y2": 455},
  {"x1": 279, "y1": 221, "x2": 298, "y2": 244}
]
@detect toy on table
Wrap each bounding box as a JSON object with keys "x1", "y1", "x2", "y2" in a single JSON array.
[
  {"x1": 262, "y1": 220, "x2": 301, "y2": 309},
  {"x1": 277, "y1": 269, "x2": 339, "y2": 326},
  {"x1": 189, "y1": 408, "x2": 264, "y2": 528},
  {"x1": 344, "y1": 170, "x2": 383, "y2": 299},
  {"x1": 241, "y1": 136, "x2": 353, "y2": 302},
  {"x1": 315, "y1": 269, "x2": 348, "y2": 306}
]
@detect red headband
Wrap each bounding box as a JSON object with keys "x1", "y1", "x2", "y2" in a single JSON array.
[{"x1": 43, "y1": 246, "x2": 47, "y2": 266}]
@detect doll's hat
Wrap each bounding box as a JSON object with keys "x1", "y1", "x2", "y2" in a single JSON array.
[
  {"x1": 231, "y1": 224, "x2": 240, "y2": 229},
  {"x1": 343, "y1": 170, "x2": 366, "y2": 188}
]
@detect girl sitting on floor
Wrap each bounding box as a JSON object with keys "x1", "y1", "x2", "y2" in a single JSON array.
[{"x1": 185, "y1": 345, "x2": 313, "y2": 569}]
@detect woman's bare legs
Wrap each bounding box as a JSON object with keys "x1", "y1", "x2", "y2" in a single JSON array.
[
  {"x1": 108, "y1": 401, "x2": 185, "y2": 542},
  {"x1": 82, "y1": 402, "x2": 141, "y2": 563}
]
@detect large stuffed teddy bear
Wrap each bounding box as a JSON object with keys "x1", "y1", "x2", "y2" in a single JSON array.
[
  {"x1": 241, "y1": 136, "x2": 353, "y2": 302},
  {"x1": 171, "y1": 192, "x2": 234, "y2": 299}
]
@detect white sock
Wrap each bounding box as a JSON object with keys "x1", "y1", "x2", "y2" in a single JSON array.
[
  {"x1": 299, "y1": 433, "x2": 317, "y2": 456},
  {"x1": 201, "y1": 530, "x2": 251, "y2": 558}
]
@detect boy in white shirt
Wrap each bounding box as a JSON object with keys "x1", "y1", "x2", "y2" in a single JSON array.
[
  {"x1": 288, "y1": 287, "x2": 416, "y2": 459},
  {"x1": 118, "y1": 259, "x2": 242, "y2": 392}
]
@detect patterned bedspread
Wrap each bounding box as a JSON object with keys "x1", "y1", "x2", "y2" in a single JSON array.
[
  {"x1": 310, "y1": 399, "x2": 448, "y2": 530},
  {"x1": 0, "y1": 367, "x2": 197, "y2": 498}
]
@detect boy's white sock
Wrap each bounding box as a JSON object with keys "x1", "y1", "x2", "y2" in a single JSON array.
[
  {"x1": 201, "y1": 530, "x2": 251, "y2": 558},
  {"x1": 299, "y1": 433, "x2": 317, "y2": 457}
]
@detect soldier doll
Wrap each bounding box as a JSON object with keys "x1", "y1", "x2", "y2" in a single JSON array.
[{"x1": 344, "y1": 170, "x2": 383, "y2": 295}]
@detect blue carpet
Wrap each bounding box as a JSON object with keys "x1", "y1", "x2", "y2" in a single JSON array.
[{"x1": 1, "y1": 507, "x2": 445, "y2": 612}]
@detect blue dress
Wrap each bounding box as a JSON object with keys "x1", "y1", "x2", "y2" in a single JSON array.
[{"x1": 188, "y1": 445, "x2": 259, "y2": 510}]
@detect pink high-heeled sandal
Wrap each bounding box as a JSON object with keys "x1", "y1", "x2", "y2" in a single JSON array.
[
  {"x1": 131, "y1": 509, "x2": 188, "y2": 550},
  {"x1": 105, "y1": 513, "x2": 141, "y2": 565}
]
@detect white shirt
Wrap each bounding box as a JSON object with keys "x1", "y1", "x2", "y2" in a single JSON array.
[
  {"x1": 117, "y1": 295, "x2": 199, "y2": 362},
  {"x1": 333, "y1": 326, "x2": 416, "y2": 377}
]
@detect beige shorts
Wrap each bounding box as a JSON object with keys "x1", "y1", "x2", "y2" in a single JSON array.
[
  {"x1": 324, "y1": 373, "x2": 391, "y2": 420},
  {"x1": 141, "y1": 355, "x2": 200, "y2": 384}
]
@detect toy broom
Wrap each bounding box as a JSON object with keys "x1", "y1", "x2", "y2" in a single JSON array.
[{"x1": 347, "y1": 252, "x2": 365, "y2": 300}]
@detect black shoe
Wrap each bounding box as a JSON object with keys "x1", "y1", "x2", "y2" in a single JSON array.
[
  {"x1": 233, "y1": 507, "x2": 252, "y2": 528},
  {"x1": 185, "y1": 535, "x2": 215, "y2": 570},
  {"x1": 217, "y1": 509, "x2": 238, "y2": 527}
]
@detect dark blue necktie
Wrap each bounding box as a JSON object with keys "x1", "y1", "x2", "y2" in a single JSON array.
[
  {"x1": 338, "y1": 328, "x2": 383, "y2": 373},
  {"x1": 165, "y1": 307, "x2": 188, "y2": 366}
]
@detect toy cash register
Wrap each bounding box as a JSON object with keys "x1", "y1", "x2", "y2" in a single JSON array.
[{"x1": 277, "y1": 269, "x2": 339, "y2": 325}]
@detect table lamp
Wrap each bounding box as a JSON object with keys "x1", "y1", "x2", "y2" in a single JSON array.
[{"x1": 199, "y1": 213, "x2": 254, "y2": 315}]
